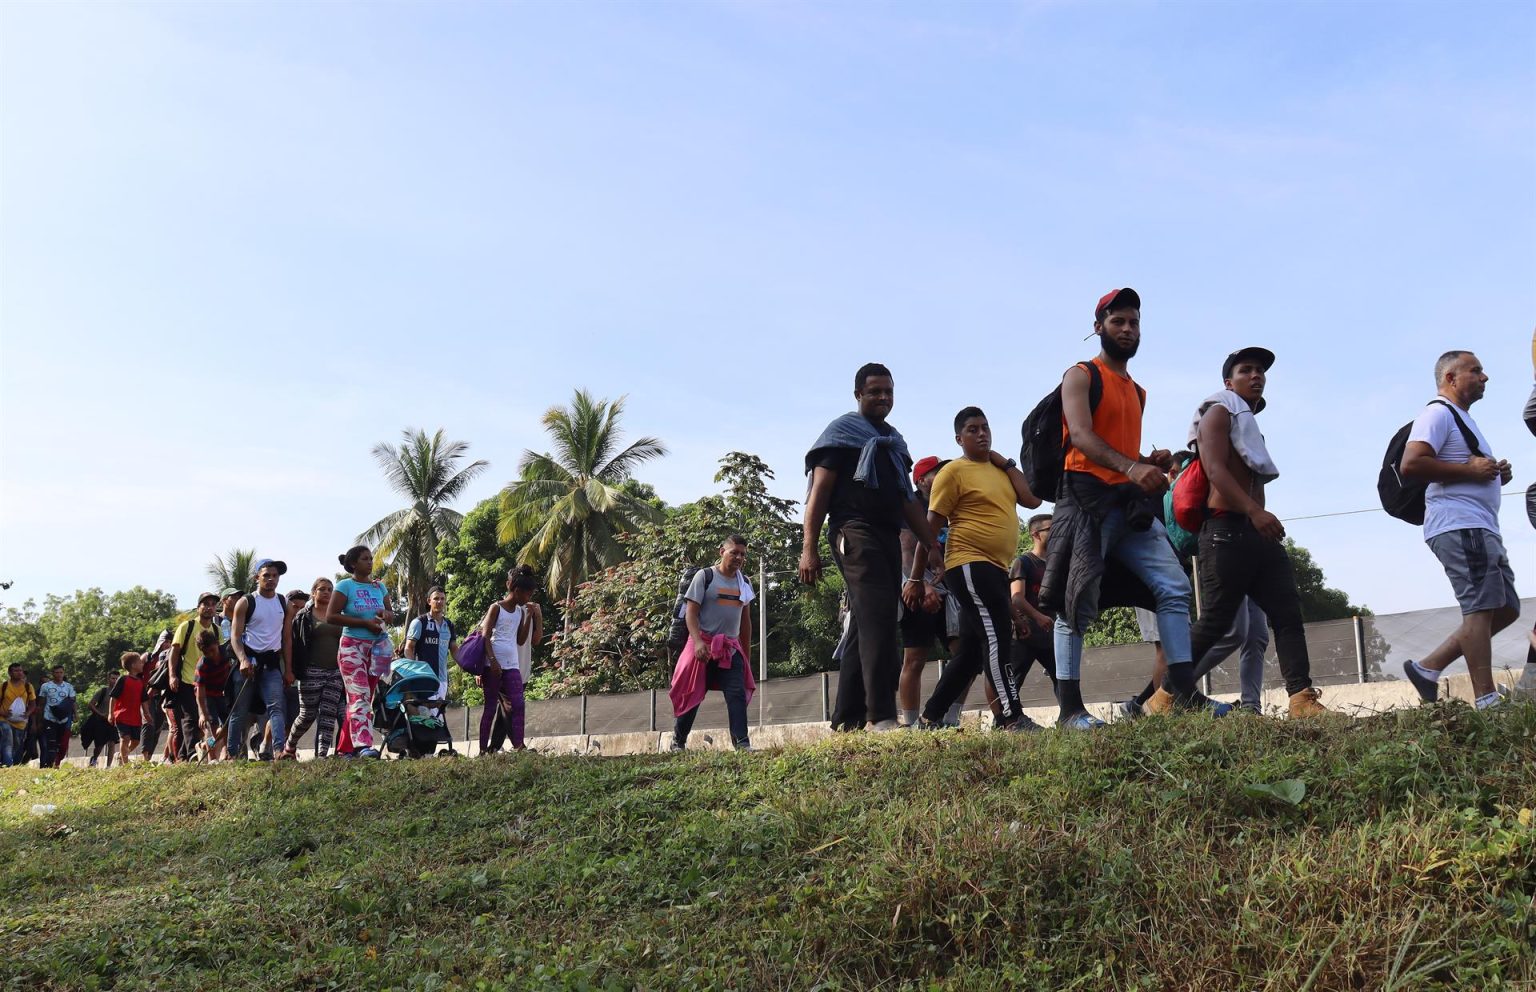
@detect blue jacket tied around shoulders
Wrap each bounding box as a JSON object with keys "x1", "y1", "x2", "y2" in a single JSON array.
[{"x1": 804, "y1": 413, "x2": 916, "y2": 501}]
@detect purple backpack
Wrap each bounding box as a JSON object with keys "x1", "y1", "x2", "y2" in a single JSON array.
[{"x1": 456, "y1": 631, "x2": 487, "y2": 676}]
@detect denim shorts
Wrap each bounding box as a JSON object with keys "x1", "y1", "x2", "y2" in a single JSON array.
[{"x1": 1428, "y1": 528, "x2": 1520, "y2": 615}]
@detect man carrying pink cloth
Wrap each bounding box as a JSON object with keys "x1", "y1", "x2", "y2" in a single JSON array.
[{"x1": 668, "y1": 535, "x2": 758, "y2": 751}]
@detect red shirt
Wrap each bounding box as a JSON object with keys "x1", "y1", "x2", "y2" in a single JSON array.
[{"x1": 110, "y1": 674, "x2": 145, "y2": 727}]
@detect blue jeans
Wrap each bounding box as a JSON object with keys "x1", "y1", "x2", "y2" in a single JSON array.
[
  {"x1": 0, "y1": 723, "x2": 23, "y2": 766},
  {"x1": 226, "y1": 662, "x2": 287, "y2": 758},
  {"x1": 1055, "y1": 509, "x2": 1193, "y2": 680},
  {"x1": 1191, "y1": 597, "x2": 1268, "y2": 707}
]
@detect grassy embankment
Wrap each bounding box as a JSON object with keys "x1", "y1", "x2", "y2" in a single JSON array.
[{"x1": 3, "y1": 704, "x2": 1535, "y2": 991}]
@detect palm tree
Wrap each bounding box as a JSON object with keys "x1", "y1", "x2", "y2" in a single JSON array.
[
  {"x1": 498, "y1": 390, "x2": 666, "y2": 619},
  {"x1": 359, "y1": 428, "x2": 490, "y2": 621},
  {"x1": 207, "y1": 548, "x2": 258, "y2": 594}
]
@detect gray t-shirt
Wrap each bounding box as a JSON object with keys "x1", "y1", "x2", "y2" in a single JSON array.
[{"x1": 685, "y1": 566, "x2": 756, "y2": 639}]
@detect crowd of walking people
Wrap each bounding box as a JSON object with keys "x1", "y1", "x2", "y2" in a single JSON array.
[
  {"x1": 669, "y1": 289, "x2": 1535, "y2": 750},
  {"x1": 4, "y1": 289, "x2": 1532, "y2": 766},
  {"x1": 0, "y1": 552, "x2": 545, "y2": 767}
]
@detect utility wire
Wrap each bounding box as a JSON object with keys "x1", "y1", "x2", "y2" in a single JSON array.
[{"x1": 1280, "y1": 488, "x2": 1524, "y2": 523}]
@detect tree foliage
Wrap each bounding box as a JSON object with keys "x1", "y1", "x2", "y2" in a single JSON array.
[
  {"x1": 543, "y1": 453, "x2": 842, "y2": 696},
  {"x1": 360, "y1": 428, "x2": 489, "y2": 620},
  {"x1": 1285, "y1": 538, "x2": 1369, "y2": 620},
  {"x1": 206, "y1": 548, "x2": 258, "y2": 595},
  {"x1": 0, "y1": 588, "x2": 181, "y2": 700},
  {"x1": 497, "y1": 390, "x2": 666, "y2": 614}
]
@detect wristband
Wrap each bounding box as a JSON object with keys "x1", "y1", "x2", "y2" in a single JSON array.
[{"x1": 903, "y1": 577, "x2": 921, "y2": 586}]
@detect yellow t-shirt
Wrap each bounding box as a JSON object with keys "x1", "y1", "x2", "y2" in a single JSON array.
[
  {"x1": 1, "y1": 680, "x2": 34, "y2": 729},
  {"x1": 929, "y1": 458, "x2": 1020, "y2": 572},
  {"x1": 172, "y1": 618, "x2": 218, "y2": 683}
]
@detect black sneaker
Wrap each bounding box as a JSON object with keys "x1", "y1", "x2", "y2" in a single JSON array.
[{"x1": 1402, "y1": 660, "x2": 1439, "y2": 704}]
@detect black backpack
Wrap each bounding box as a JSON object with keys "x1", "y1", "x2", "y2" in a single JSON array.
[
  {"x1": 665, "y1": 566, "x2": 714, "y2": 654},
  {"x1": 1019, "y1": 360, "x2": 1146, "y2": 503},
  {"x1": 1378, "y1": 399, "x2": 1484, "y2": 525}
]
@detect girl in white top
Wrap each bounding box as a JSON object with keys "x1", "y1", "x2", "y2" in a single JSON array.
[{"x1": 477, "y1": 566, "x2": 540, "y2": 753}]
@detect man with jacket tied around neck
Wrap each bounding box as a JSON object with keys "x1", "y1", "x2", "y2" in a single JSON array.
[
  {"x1": 1041, "y1": 288, "x2": 1211, "y2": 729},
  {"x1": 802, "y1": 363, "x2": 938, "y2": 732},
  {"x1": 1145, "y1": 347, "x2": 1328, "y2": 718}
]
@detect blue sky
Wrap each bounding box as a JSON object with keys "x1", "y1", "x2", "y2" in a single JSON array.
[{"x1": 2, "y1": 0, "x2": 1533, "y2": 618}]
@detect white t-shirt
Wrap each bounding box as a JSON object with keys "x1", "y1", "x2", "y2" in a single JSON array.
[{"x1": 1407, "y1": 399, "x2": 1501, "y2": 540}]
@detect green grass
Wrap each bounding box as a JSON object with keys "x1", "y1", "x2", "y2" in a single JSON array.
[{"x1": 4, "y1": 704, "x2": 1536, "y2": 991}]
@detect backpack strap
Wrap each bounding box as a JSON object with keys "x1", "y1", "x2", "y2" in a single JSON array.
[{"x1": 1429, "y1": 399, "x2": 1486, "y2": 458}]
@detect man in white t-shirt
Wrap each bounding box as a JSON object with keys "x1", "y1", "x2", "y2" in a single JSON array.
[{"x1": 1400, "y1": 350, "x2": 1518, "y2": 709}]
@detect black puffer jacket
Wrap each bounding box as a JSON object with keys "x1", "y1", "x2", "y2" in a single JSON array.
[{"x1": 1039, "y1": 473, "x2": 1158, "y2": 633}]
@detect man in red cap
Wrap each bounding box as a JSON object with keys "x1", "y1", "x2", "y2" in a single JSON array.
[
  {"x1": 897, "y1": 455, "x2": 950, "y2": 726},
  {"x1": 1040, "y1": 288, "x2": 1205, "y2": 729}
]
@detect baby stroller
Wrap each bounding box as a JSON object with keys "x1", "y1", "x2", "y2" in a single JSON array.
[{"x1": 381, "y1": 659, "x2": 453, "y2": 759}]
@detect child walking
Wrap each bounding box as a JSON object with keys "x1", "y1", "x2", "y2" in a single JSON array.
[{"x1": 110, "y1": 652, "x2": 146, "y2": 765}]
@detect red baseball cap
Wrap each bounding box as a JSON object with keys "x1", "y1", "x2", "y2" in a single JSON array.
[
  {"x1": 1095, "y1": 287, "x2": 1140, "y2": 319},
  {"x1": 912, "y1": 455, "x2": 941, "y2": 483}
]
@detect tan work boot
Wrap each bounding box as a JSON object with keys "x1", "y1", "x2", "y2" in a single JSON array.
[
  {"x1": 1144, "y1": 687, "x2": 1175, "y2": 716},
  {"x1": 1287, "y1": 687, "x2": 1328, "y2": 718}
]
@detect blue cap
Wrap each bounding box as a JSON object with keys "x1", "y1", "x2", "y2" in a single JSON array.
[{"x1": 254, "y1": 558, "x2": 288, "y2": 576}]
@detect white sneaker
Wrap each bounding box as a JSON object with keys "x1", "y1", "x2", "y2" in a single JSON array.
[{"x1": 868, "y1": 719, "x2": 903, "y2": 733}]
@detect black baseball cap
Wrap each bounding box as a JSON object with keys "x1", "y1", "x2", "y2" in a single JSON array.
[{"x1": 1222, "y1": 346, "x2": 1275, "y2": 381}]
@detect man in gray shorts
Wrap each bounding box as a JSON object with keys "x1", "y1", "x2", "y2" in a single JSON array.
[{"x1": 1400, "y1": 350, "x2": 1518, "y2": 710}]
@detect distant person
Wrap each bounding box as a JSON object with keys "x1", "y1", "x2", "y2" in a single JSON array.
[
  {"x1": 138, "y1": 631, "x2": 171, "y2": 763},
  {"x1": 480, "y1": 566, "x2": 541, "y2": 753},
  {"x1": 1148, "y1": 348, "x2": 1326, "y2": 718},
  {"x1": 110, "y1": 652, "x2": 147, "y2": 764},
  {"x1": 37, "y1": 665, "x2": 77, "y2": 768},
  {"x1": 908, "y1": 408, "x2": 1042, "y2": 730},
  {"x1": 1039, "y1": 289, "x2": 1199, "y2": 729},
  {"x1": 897, "y1": 456, "x2": 950, "y2": 727},
  {"x1": 194, "y1": 631, "x2": 233, "y2": 760},
  {"x1": 802, "y1": 362, "x2": 937, "y2": 732},
  {"x1": 404, "y1": 586, "x2": 460, "y2": 716},
  {"x1": 1007, "y1": 513, "x2": 1059, "y2": 702},
  {"x1": 81, "y1": 682, "x2": 117, "y2": 768},
  {"x1": 167, "y1": 593, "x2": 222, "y2": 761},
  {"x1": 486, "y1": 596, "x2": 542, "y2": 754},
  {"x1": 217, "y1": 588, "x2": 241, "y2": 644},
  {"x1": 229, "y1": 560, "x2": 296, "y2": 760},
  {"x1": 1, "y1": 664, "x2": 36, "y2": 767},
  {"x1": 668, "y1": 536, "x2": 757, "y2": 751},
  {"x1": 326, "y1": 546, "x2": 393, "y2": 760},
  {"x1": 1400, "y1": 350, "x2": 1518, "y2": 709},
  {"x1": 285, "y1": 578, "x2": 344, "y2": 759}
]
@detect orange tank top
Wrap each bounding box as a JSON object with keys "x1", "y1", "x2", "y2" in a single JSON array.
[{"x1": 1062, "y1": 358, "x2": 1145, "y2": 485}]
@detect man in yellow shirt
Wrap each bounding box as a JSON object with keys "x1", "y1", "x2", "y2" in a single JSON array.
[
  {"x1": 905, "y1": 407, "x2": 1042, "y2": 731},
  {"x1": 1, "y1": 664, "x2": 36, "y2": 766},
  {"x1": 167, "y1": 593, "x2": 221, "y2": 762}
]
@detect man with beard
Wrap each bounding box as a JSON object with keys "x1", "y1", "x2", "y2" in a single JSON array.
[
  {"x1": 802, "y1": 363, "x2": 939, "y2": 732},
  {"x1": 1040, "y1": 288, "x2": 1214, "y2": 729}
]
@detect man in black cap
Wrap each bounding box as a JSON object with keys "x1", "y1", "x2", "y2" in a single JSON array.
[{"x1": 1172, "y1": 347, "x2": 1327, "y2": 718}]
